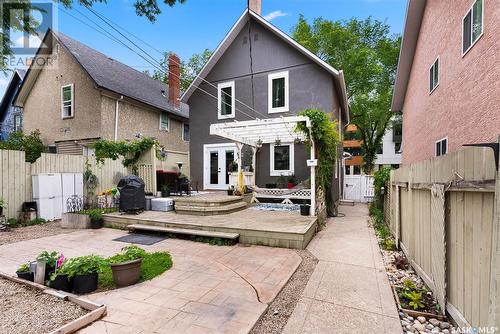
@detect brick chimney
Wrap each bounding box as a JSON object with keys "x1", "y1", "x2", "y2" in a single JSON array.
[
  {"x1": 168, "y1": 53, "x2": 180, "y2": 108},
  {"x1": 248, "y1": 0, "x2": 261, "y2": 15}
]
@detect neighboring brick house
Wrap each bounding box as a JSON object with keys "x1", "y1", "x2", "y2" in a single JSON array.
[
  {"x1": 391, "y1": 0, "x2": 499, "y2": 164},
  {"x1": 15, "y1": 29, "x2": 189, "y2": 172},
  {"x1": 0, "y1": 69, "x2": 26, "y2": 140},
  {"x1": 181, "y1": 1, "x2": 349, "y2": 205}
]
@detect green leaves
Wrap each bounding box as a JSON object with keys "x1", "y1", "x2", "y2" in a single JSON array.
[
  {"x1": 0, "y1": 130, "x2": 46, "y2": 163},
  {"x1": 36, "y1": 251, "x2": 59, "y2": 267},
  {"x1": 93, "y1": 136, "x2": 158, "y2": 171},
  {"x1": 59, "y1": 255, "x2": 107, "y2": 277},
  {"x1": 405, "y1": 291, "x2": 425, "y2": 310},
  {"x1": 292, "y1": 16, "x2": 401, "y2": 174},
  {"x1": 108, "y1": 245, "x2": 147, "y2": 264}
]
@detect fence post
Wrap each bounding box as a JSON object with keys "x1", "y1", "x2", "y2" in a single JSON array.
[
  {"x1": 488, "y1": 136, "x2": 500, "y2": 328},
  {"x1": 430, "y1": 184, "x2": 447, "y2": 315}
]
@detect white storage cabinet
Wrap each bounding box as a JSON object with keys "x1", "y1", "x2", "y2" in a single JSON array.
[{"x1": 32, "y1": 174, "x2": 63, "y2": 221}]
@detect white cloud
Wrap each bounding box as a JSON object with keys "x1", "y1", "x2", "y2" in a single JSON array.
[
  {"x1": 263, "y1": 10, "x2": 289, "y2": 21},
  {"x1": 14, "y1": 34, "x2": 42, "y2": 49}
]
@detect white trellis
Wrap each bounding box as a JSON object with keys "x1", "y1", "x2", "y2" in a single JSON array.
[{"x1": 209, "y1": 116, "x2": 317, "y2": 216}]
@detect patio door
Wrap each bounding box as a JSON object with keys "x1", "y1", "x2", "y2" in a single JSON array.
[{"x1": 203, "y1": 144, "x2": 236, "y2": 190}]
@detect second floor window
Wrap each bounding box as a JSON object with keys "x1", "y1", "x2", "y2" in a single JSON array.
[
  {"x1": 429, "y1": 58, "x2": 439, "y2": 93},
  {"x1": 182, "y1": 123, "x2": 190, "y2": 141},
  {"x1": 61, "y1": 84, "x2": 74, "y2": 118},
  {"x1": 160, "y1": 111, "x2": 169, "y2": 131},
  {"x1": 463, "y1": 0, "x2": 483, "y2": 55},
  {"x1": 436, "y1": 138, "x2": 448, "y2": 157},
  {"x1": 218, "y1": 81, "x2": 235, "y2": 119},
  {"x1": 268, "y1": 71, "x2": 289, "y2": 113}
]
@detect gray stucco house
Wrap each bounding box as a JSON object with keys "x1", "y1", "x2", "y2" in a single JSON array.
[
  {"x1": 181, "y1": 5, "x2": 349, "y2": 204},
  {"x1": 0, "y1": 69, "x2": 26, "y2": 140}
]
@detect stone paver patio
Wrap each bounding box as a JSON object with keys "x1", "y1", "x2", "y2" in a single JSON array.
[
  {"x1": 0, "y1": 228, "x2": 301, "y2": 334},
  {"x1": 283, "y1": 204, "x2": 402, "y2": 334}
]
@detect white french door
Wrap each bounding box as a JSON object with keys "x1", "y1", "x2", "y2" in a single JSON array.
[{"x1": 203, "y1": 143, "x2": 236, "y2": 190}]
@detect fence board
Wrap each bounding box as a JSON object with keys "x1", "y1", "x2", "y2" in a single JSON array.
[
  {"x1": 389, "y1": 146, "x2": 497, "y2": 328},
  {"x1": 0, "y1": 149, "x2": 128, "y2": 219}
]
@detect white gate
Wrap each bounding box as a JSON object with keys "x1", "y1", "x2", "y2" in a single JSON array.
[{"x1": 344, "y1": 175, "x2": 374, "y2": 202}]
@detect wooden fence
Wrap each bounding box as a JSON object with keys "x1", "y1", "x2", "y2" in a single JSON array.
[
  {"x1": 0, "y1": 149, "x2": 128, "y2": 219},
  {"x1": 386, "y1": 143, "x2": 500, "y2": 328}
]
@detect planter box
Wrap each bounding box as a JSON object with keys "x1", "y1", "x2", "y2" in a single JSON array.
[
  {"x1": 392, "y1": 285, "x2": 445, "y2": 321},
  {"x1": 61, "y1": 213, "x2": 91, "y2": 229}
]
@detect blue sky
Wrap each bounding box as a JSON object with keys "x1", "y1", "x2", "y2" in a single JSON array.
[{"x1": 0, "y1": 0, "x2": 407, "y2": 95}]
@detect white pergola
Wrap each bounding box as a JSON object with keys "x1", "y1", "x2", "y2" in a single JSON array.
[{"x1": 210, "y1": 116, "x2": 317, "y2": 216}]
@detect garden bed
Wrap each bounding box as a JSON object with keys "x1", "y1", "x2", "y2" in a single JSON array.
[
  {"x1": 0, "y1": 276, "x2": 89, "y2": 334},
  {"x1": 0, "y1": 221, "x2": 77, "y2": 246}
]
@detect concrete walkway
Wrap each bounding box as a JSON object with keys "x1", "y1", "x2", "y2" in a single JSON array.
[{"x1": 283, "y1": 204, "x2": 402, "y2": 334}]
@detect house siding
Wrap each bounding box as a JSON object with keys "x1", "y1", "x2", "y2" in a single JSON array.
[
  {"x1": 402, "y1": 0, "x2": 500, "y2": 164},
  {"x1": 23, "y1": 44, "x2": 102, "y2": 144},
  {"x1": 188, "y1": 18, "x2": 342, "y2": 192}
]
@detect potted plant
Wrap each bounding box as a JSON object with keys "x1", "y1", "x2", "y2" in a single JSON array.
[
  {"x1": 36, "y1": 250, "x2": 59, "y2": 281},
  {"x1": 287, "y1": 175, "x2": 297, "y2": 189},
  {"x1": 0, "y1": 197, "x2": 6, "y2": 217},
  {"x1": 48, "y1": 254, "x2": 72, "y2": 292},
  {"x1": 161, "y1": 184, "x2": 171, "y2": 197},
  {"x1": 89, "y1": 210, "x2": 103, "y2": 229},
  {"x1": 227, "y1": 185, "x2": 234, "y2": 196},
  {"x1": 300, "y1": 200, "x2": 310, "y2": 216},
  {"x1": 108, "y1": 245, "x2": 146, "y2": 287},
  {"x1": 277, "y1": 175, "x2": 287, "y2": 188},
  {"x1": 61, "y1": 255, "x2": 106, "y2": 294},
  {"x1": 16, "y1": 263, "x2": 34, "y2": 281}
]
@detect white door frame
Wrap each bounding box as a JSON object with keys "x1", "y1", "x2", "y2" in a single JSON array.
[{"x1": 203, "y1": 143, "x2": 237, "y2": 190}]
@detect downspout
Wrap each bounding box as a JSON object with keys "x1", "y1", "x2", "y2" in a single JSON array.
[{"x1": 114, "y1": 95, "x2": 123, "y2": 141}]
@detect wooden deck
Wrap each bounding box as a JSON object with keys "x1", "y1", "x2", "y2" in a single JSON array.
[{"x1": 103, "y1": 207, "x2": 318, "y2": 249}]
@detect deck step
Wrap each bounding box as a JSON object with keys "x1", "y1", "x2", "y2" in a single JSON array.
[
  {"x1": 174, "y1": 196, "x2": 244, "y2": 207},
  {"x1": 175, "y1": 201, "x2": 247, "y2": 216},
  {"x1": 127, "y1": 224, "x2": 239, "y2": 240}
]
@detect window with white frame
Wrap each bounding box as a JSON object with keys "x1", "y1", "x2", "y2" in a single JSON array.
[
  {"x1": 270, "y1": 143, "x2": 294, "y2": 176},
  {"x1": 218, "y1": 81, "x2": 235, "y2": 119},
  {"x1": 13, "y1": 114, "x2": 22, "y2": 132},
  {"x1": 160, "y1": 111, "x2": 169, "y2": 131},
  {"x1": 182, "y1": 123, "x2": 190, "y2": 141},
  {"x1": 463, "y1": 0, "x2": 483, "y2": 55},
  {"x1": 61, "y1": 84, "x2": 74, "y2": 118},
  {"x1": 268, "y1": 71, "x2": 289, "y2": 113},
  {"x1": 436, "y1": 138, "x2": 448, "y2": 157},
  {"x1": 429, "y1": 58, "x2": 439, "y2": 93}
]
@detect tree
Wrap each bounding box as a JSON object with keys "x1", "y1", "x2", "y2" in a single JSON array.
[
  {"x1": 144, "y1": 49, "x2": 213, "y2": 92},
  {"x1": 292, "y1": 15, "x2": 401, "y2": 173},
  {"x1": 0, "y1": 0, "x2": 186, "y2": 73},
  {"x1": 0, "y1": 130, "x2": 46, "y2": 163}
]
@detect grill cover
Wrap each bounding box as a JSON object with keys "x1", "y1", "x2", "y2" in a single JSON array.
[{"x1": 117, "y1": 175, "x2": 146, "y2": 212}]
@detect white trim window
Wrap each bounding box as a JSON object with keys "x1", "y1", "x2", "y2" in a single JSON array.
[
  {"x1": 182, "y1": 123, "x2": 190, "y2": 141},
  {"x1": 462, "y1": 0, "x2": 484, "y2": 55},
  {"x1": 218, "y1": 81, "x2": 235, "y2": 119},
  {"x1": 270, "y1": 142, "x2": 294, "y2": 176},
  {"x1": 61, "y1": 84, "x2": 74, "y2": 118},
  {"x1": 13, "y1": 113, "x2": 22, "y2": 132},
  {"x1": 268, "y1": 71, "x2": 289, "y2": 113},
  {"x1": 436, "y1": 137, "x2": 448, "y2": 157},
  {"x1": 159, "y1": 111, "x2": 169, "y2": 131},
  {"x1": 429, "y1": 57, "x2": 439, "y2": 93}
]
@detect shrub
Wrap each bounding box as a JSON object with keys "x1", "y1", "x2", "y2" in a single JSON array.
[
  {"x1": 0, "y1": 130, "x2": 46, "y2": 163},
  {"x1": 372, "y1": 166, "x2": 391, "y2": 210},
  {"x1": 60, "y1": 255, "x2": 107, "y2": 277}
]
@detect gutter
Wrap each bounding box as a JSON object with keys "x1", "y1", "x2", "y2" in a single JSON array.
[{"x1": 114, "y1": 95, "x2": 123, "y2": 141}]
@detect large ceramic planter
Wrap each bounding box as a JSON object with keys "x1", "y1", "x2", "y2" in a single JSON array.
[
  {"x1": 16, "y1": 271, "x2": 34, "y2": 282},
  {"x1": 61, "y1": 213, "x2": 91, "y2": 229},
  {"x1": 110, "y1": 258, "x2": 142, "y2": 287},
  {"x1": 73, "y1": 272, "x2": 98, "y2": 294},
  {"x1": 49, "y1": 274, "x2": 72, "y2": 292}
]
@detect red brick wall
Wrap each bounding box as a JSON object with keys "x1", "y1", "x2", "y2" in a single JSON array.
[{"x1": 402, "y1": 0, "x2": 500, "y2": 164}]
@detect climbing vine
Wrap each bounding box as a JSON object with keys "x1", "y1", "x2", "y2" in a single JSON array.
[
  {"x1": 93, "y1": 137, "x2": 159, "y2": 172},
  {"x1": 296, "y1": 109, "x2": 340, "y2": 192}
]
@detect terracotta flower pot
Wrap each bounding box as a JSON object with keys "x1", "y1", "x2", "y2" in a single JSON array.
[{"x1": 110, "y1": 258, "x2": 142, "y2": 287}]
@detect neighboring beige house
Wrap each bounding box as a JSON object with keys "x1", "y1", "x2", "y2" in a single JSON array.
[{"x1": 15, "y1": 29, "x2": 189, "y2": 172}]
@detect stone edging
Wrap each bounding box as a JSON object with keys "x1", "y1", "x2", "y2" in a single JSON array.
[{"x1": 0, "y1": 272, "x2": 107, "y2": 334}]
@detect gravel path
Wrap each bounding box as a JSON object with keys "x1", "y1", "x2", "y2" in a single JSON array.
[
  {"x1": 250, "y1": 250, "x2": 318, "y2": 334},
  {"x1": 0, "y1": 278, "x2": 88, "y2": 334},
  {"x1": 0, "y1": 221, "x2": 76, "y2": 246}
]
